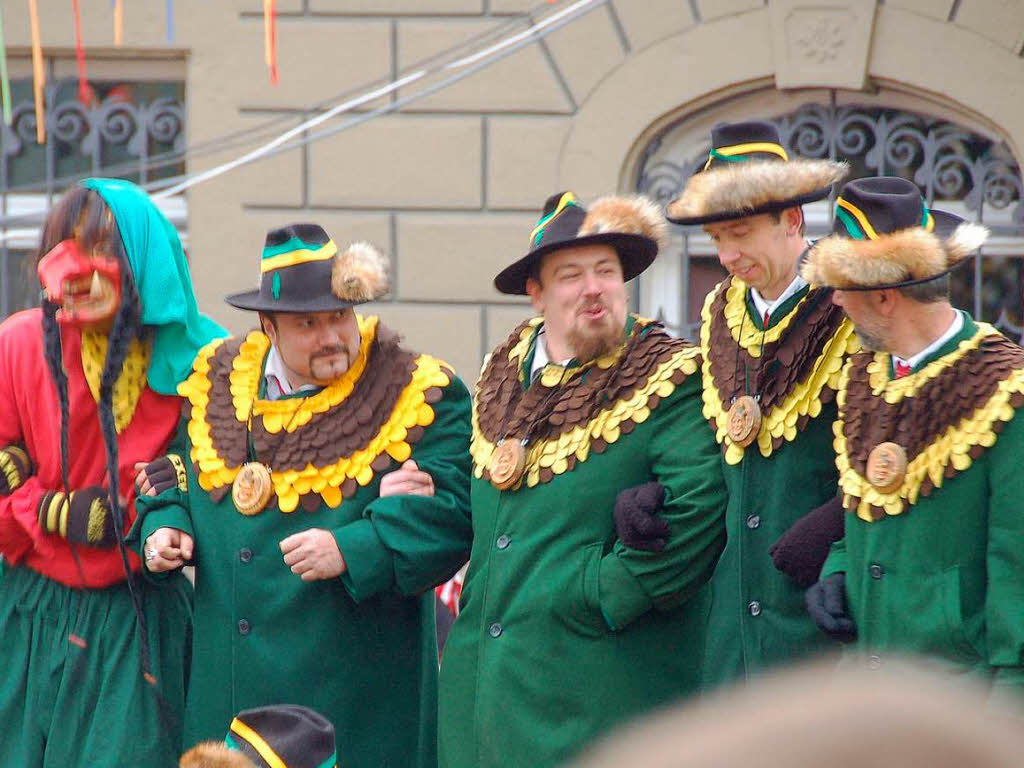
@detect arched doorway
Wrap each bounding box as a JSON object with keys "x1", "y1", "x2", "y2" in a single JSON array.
[{"x1": 631, "y1": 88, "x2": 1024, "y2": 341}]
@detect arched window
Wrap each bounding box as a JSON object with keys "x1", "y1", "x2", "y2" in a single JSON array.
[{"x1": 633, "y1": 90, "x2": 1024, "y2": 341}]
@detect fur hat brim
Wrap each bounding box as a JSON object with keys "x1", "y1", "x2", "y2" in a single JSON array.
[
  {"x1": 801, "y1": 216, "x2": 989, "y2": 291},
  {"x1": 667, "y1": 158, "x2": 848, "y2": 225}
]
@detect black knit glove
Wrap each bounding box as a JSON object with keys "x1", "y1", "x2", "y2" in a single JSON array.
[
  {"x1": 136, "y1": 454, "x2": 188, "y2": 497},
  {"x1": 38, "y1": 486, "x2": 118, "y2": 548},
  {"x1": 806, "y1": 572, "x2": 856, "y2": 642},
  {"x1": 770, "y1": 496, "x2": 845, "y2": 588},
  {"x1": 614, "y1": 481, "x2": 669, "y2": 552},
  {"x1": 0, "y1": 444, "x2": 32, "y2": 495}
]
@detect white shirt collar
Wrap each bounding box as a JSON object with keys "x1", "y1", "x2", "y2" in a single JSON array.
[
  {"x1": 750, "y1": 274, "x2": 809, "y2": 321},
  {"x1": 893, "y1": 310, "x2": 964, "y2": 370},
  {"x1": 530, "y1": 326, "x2": 572, "y2": 384},
  {"x1": 263, "y1": 344, "x2": 320, "y2": 400}
]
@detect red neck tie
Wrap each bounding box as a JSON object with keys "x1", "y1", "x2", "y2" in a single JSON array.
[
  {"x1": 763, "y1": 310, "x2": 770, "y2": 329},
  {"x1": 894, "y1": 361, "x2": 912, "y2": 379}
]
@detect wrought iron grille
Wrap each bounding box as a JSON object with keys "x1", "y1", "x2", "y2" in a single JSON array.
[
  {"x1": 0, "y1": 72, "x2": 185, "y2": 318},
  {"x1": 636, "y1": 100, "x2": 1024, "y2": 340}
]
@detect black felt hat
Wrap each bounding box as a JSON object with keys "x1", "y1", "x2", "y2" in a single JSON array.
[
  {"x1": 226, "y1": 705, "x2": 337, "y2": 768},
  {"x1": 802, "y1": 176, "x2": 988, "y2": 291},
  {"x1": 494, "y1": 191, "x2": 665, "y2": 295},
  {"x1": 666, "y1": 119, "x2": 848, "y2": 226},
  {"x1": 226, "y1": 223, "x2": 388, "y2": 313}
]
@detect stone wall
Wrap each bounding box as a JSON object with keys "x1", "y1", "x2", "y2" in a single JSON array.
[{"x1": 7, "y1": 0, "x2": 1024, "y2": 379}]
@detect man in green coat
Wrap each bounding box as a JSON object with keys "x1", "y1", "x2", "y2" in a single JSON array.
[
  {"x1": 663, "y1": 120, "x2": 854, "y2": 689},
  {"x1": 803, "y1": 177, "x2": 1024, "y2": 691},
  {"x1": 437, "y1": 191, "x2": 728, "y2": 768},
  {"x1": 131, "y1": 224, "x2": 473, "y2": 767}
]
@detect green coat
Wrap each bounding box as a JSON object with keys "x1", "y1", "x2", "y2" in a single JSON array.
[
  {"x1": 131, "y1": 325, "x2": 473, "y2": 767},
  {"x1": 823, "y1": 316, "x2": 1024, "y2": 692},
  {"x1": 438, "y1": 317, "x2": 727, "y2": 768},
  {"x1": 698, "y1": 280, "x2": 855, "y2": 689}
]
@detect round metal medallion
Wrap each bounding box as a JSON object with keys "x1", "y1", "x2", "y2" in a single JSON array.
[
  {"x1": 489, "y1": 440, "x2": 526, "y2": 490},
  {"x1": 232, "y1": 461, "x2": 274, "y2": 516},
  {"x1": 866, "y1": 441, "x2": 908, "y2": 494},
  {"x1": 726, "y1": 395, "x2": 762, "y2": 448}
]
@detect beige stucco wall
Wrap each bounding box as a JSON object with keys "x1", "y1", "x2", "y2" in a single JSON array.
[{"x1": 8, "y1": 0, "x2": 1024, "y2": 380}]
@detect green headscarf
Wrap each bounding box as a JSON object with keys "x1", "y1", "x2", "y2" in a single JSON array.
[{"x1": 81, "y1": 178, "x2": 227, "y2": 395}]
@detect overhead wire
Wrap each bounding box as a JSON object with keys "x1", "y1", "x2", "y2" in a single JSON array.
[{"x1": 0, "y1": 0, "x2": 564, "y2": 197}]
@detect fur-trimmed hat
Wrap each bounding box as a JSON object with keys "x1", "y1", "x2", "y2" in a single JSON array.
[
  {"x1": 226, "y1": 223, "x2": 388, "y2": 312},
  {"x1": 801, "y1": 176, "x2": 989, "y2": 291},
  {"x1": 666, "y1": 120, "x2": 848, "y2": 226},
  {"x1": 494, "y1": 190, "x2": 666, "y2": 295}
]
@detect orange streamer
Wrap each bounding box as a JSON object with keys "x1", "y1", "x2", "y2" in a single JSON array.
[
  {"x1": 28, "y1": 0, "x2": 44, "y2": 143},
  {"x1": 114, "y1": 0, "x2": 123, "y2": 46}
]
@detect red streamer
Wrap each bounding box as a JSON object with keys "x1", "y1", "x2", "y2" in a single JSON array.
[{"x1": 263, "y1": 0, "x2": 278, "y2": 85}]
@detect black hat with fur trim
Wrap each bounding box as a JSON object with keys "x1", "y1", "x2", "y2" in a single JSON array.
[
  {"x1": 494, "y1": 190, "x2": 666, "y2": 295},
  {"x1": 219, "y1": 704, "x2": 337, "y2": 768},
  {"x1": 666, "y1": 120, "x2": 848, "y2": 226},
  {"x1": 801, "y1": 176, "x2": 989, "y2": 291},
  {"x1": 226, "y1": 223, "x2": 388, "y2": 312}
]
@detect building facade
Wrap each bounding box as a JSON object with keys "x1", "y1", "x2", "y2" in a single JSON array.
[{"x1": 2, "y1": 0, "x2": 1023, "y2": 378}]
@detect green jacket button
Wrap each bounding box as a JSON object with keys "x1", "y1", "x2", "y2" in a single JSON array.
[
  {"x1": 488, "y1": 622, "x2": 503, "y2": 638},
  {"x1": 238, "y1": 618, "x2": 251, "y2": 635},
  {"x1": 748, "y1": 601, "x2": 761, "y2": 617},
  {"x1": 496, "y1": 535, "x2": 511, "y2": 550}
]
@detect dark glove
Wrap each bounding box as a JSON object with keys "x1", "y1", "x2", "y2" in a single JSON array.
[
  {"x1": 136, "y1": 454, "x2": 188, "y2": 497},
  {"x1": 806, "y1": 572, "x2": 856, "y2": 642},
  {"x1": 770, "y1": 495, "x2": 845, "y2": 588},
  {"x1": 614, "y1": 481, "x2": 669, "y2": 552},
  {"x1": 38, "y1": 486, "x2": 118, "y2": 548},
  {"x1": 0, "y1": 444, "x2": 32, "y2": 495}
]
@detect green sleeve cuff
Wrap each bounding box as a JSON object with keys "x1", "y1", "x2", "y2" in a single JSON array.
[
  {"x1": 334, "y1": 518, "x2": 396, "y2": 602},
  {"x1": 129, "y1": 489, "x2": 193, "y2": 582},
  {"x1": 821, "y1": 539, "x2": 848, "y2": 579},
  {"x1": 597, "y1": 551, "x2": 654, "y2": 632}
]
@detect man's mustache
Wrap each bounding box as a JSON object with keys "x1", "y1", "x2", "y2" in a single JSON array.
[{"x1": 310, "y1": 346, "x2": 345, "y2": 361}]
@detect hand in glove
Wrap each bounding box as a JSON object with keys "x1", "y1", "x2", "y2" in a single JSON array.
[
  {"x1": 770, "y1": 495, "x2": 845, "y2": 588},
  {"x1": 806, "y1": 572, "x2": 856, "y2": 642},
  {"x1": 38, "y1": 486, "x2": 118, "y2": 548},
  {"x1": 614, "y1": 481, "x2": 669, "y2": 552},
  {"x1": 135, "y1": 454, "x2": 188, "y2": 497},
  {"x1": 0, "y1": 444, "x2": 32, "y2": 495}
]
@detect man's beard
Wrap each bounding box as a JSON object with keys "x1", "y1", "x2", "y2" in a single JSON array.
[
  {"x1": 853, "y1": 324, "x2": 886, "y2": 352},
  {"x1": 308, "y1": 346, "x2": 351, "y2": 383},
  {"x1": 567, "y1": 310, "x2": 622, "y2": 363}
]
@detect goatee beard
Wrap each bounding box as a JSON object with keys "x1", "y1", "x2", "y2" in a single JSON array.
[{"x1": 567, "y1": 320, "x2": 622, "y2": 363}]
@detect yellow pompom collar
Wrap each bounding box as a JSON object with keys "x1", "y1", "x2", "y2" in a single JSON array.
[{"x1": 178, "y1": 314, "x2": 454, "y2": 513}]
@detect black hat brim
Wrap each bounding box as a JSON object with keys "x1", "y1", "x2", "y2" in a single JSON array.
[
  {"x1": 667, "y1": 185, "x2": 833, "y2": 226},
  {"x1": 494, "y1": 232, "x2": 658, "y2": 296},
  {"x1": 825, "y1": 207, "x2": 974, "y2": 292},
  {"x1": 225, "y1": 289, "x2": 368, "y2": 313}
]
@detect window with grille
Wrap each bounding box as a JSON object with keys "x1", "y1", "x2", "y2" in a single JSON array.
[
  {"x1": 633, "y1": 89, "x2": 1024, "y2": 342},
  {"x1": 0, "y1": 54, "x2": 186, "y2": 319}
]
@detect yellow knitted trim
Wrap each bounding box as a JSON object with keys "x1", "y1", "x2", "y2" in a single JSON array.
[
  {"x1": 470, "y1": 345, "x2": 701, "y2": 487},
  {"x1": 720, "y1": 278, "x2": 806, "y2": 358},
  {"x1": 700, "y1": 283, "x2": 858, "y2": 465},
  {"x1": 87, "y1": 497, "x2": 107, "y2": 544},
  {"x1": 0, "y1": 452, "x2": 20, "y2": 490},
  {"x1": 834, "y1": 326, "x2": 1024, "y2": 521},
  {"x1": 178, "y1": 315, "x2": 452, "y2": 513},
  {"x1": 864, "y1": 322, "x2": 993, "y2": 403},
  {"x1": 508, "y1": 317, "x2": 543, "y2": 384},
  {"x1": 81, "y1": 330, "x2": 152, "y2": 434}
]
